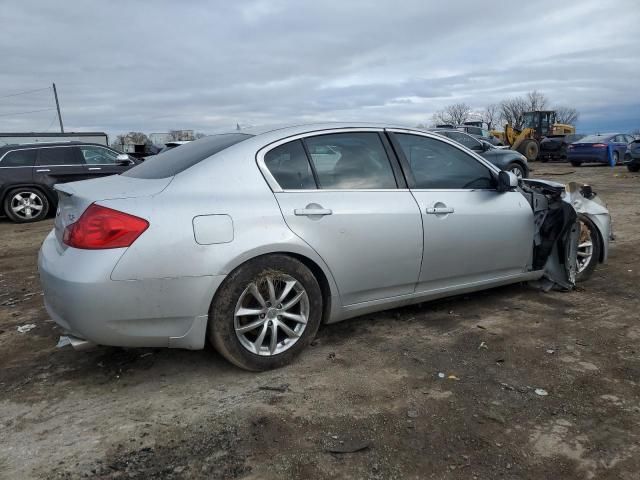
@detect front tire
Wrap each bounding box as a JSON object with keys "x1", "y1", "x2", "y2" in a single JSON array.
[
  {"x1": 208, "y1": 254, "x2": 323, "y2": 371},
  {"x1": 517, "y1": 139, "x2": 539, "y2": 161},
  {"x1": 570, "y1": 160, "x2": 582, "y2": 167},
  {"x1": 628, "y1": 163, "x2": 640, "y2": 172},
  {"x1": 3, "y1": 188, "x2": 50, "y2": 223},
  {"x1": 576, "y1": 215, "x2": 601, "y2": 282},
  {"x1": 506, "y1": 162, "x2": 526, "y2": 179}
]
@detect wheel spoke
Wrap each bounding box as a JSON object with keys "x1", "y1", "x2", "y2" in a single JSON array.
[
  {"x1": 253, "y1": 322, "x2": 269, "y2": 352},
  {"x1": 12, "y1": 204, "x2": 25, "y2": 212},
  {"x1": 266, "y1": 276, "x2": 276, "y2": 304},
  {"x1": 577, "y1": 251, "x2": 591, "y2": 258},
  {"x1": 278, "y1": 321, "x2": 299, "y2": 338},
  {"x1": 248, "y1": 283, "x2": 266, "y2": 307},
  {"x1": 24, "y1": 208, "x2": 33, "y2": 218},
  {"x1": 269, "y1": 321, "x2": 278, "y2": 354},
  {"x1": 578, "y1": 241, "x2": 592, "y2": 248},
  {"x1": 30, "y1": 204, "x2": 43, "y2": 211},
  {"x1": 277, "y1": 280, "x2": 296, "y2": 304},
  {"x1": 236, "y1": 307, "x2": 265, "y2": 317},
  {"x1": 236, "y1": 318, "x2": 266, "y2": 334},
  {"x1": 280, "y1": 311, "x2": 307, "y2": 324},
  {"x1": 29, "y1": 193, "x2": 37, "y2": 200},
  {"x1": 282, "y1": 290, "x2": 304, "y2": 311}
]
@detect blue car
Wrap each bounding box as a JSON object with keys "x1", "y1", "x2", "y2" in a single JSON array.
[{"x1": 567, "y1": 133, "x2": 635, "y2": 167}]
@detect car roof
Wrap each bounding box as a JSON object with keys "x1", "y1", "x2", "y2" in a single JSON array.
[
  {"x1": 218, "y1": 122, "x2": 429, "y2": 138},
  {"x1": 0, "y1": 141, "x2": 113, "y2": 151}
]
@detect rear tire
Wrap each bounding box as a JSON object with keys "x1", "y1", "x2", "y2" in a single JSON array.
[
  {"x1": 517, "y1": 139, "x2": 539, "y2": 162},
  {"x1": 208, "y1": 254, "x2": 323, "y2": 371},
  {"x1": 3, "y1": 187, "x2": 50, "y2": 223},
  {"x1": 576, "y1": 214, "x2": 601, "y2": 283}
]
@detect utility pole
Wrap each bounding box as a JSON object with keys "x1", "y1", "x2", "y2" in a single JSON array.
[{"x1": 52, "y1": 83, "x2": 64, "y2": 133}]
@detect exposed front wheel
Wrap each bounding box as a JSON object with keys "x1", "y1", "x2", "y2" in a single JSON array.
[
  {"x1": 208, "y1": 254, "x2": 323, "y2": 371},
  {"x1": 576, "y1": 215, "x2": 601, "y2": 282},
  {"x1": 3, "y1": 188, "x2": 50, "y2": 223},
  {"x1": 506, "y1": 162, "x2": 526, "y2": 179}
]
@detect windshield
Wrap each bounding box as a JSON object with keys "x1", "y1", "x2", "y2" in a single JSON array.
[{"x1": 123, "y1": 133, "x2": 252, "y2": 179}]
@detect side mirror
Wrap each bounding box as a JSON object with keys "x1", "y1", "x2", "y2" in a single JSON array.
[
  {"x1": 116, "y1": 154, "x2": 134, "y2": 166},
  {"x1": 497, "y1": 170, "x2": 518, "y2": 192}
]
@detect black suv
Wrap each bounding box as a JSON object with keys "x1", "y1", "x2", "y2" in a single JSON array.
[{"x1": 0, "y1": 142, "x2": 138, "y2": 223}]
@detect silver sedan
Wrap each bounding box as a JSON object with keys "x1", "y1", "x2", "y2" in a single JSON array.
[{"x1": 38, "y1": 124, "x2": 611, "y2": 370}]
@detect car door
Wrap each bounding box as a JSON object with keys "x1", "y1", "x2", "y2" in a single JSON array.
[
  {"x1": 615, "y1": 135, "x2": 631, "y2": 160},
  {"x1": 78, "y1": 145, "x2": 131, "y2": 178},
  {"x1": 0, "y1": 148, "x2": 37, "y2": 186},
  {"x1": 33, "y1": 146, "x2": 88, "y2": 187},
  {"x1": 260, "y1": 130, "x2": 423, "y2": 306},
  {"x1": 388, "y1": 130, "x2": 533, "y2": 293}
]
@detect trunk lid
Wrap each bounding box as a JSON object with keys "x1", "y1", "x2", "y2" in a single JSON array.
[{"x1": 53, "y1": 175, "x2": 172, "y2": 245}]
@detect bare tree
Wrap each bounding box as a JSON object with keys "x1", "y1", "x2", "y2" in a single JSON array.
[
  {"x1": 525, "y1": 90, "x2": 549, "y2": 111},
  {"x1": 432, "y1": 102, "x2": 471, "y2": 126},
  {"x1": 114, "y1": 132, "x2": 149, "y2": 145},
  {"x1": 500, "y1": 97, "x2": 528, "y2": 130},
  {"x1": 554, "y1": 106, "x2": 579, "y2": 125},
  {"x1": 481, "y1": 104, "x2": 500, "y2": 130}
]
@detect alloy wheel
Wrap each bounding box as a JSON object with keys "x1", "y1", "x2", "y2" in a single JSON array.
[
  {"x1": 577, "y1": 221, "x2": 594, "y2": 274},
  {"x1": 234, "y1": 273, "x2": 309, "y2": 356},
  {"x1": 10, "y1": 191, "x2": 44, "y2": 220}
]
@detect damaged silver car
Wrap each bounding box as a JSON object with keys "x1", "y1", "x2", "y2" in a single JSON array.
[{"x1": 38, "y1": 124, "x2": 610, "y2": 370}]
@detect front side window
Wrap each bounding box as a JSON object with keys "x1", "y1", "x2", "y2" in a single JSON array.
[
  {"x1": 37, "y1": 147, "x2": 83, "y2": 166},
  {"x1": 1, "y1": 149, "x2": 37, "y2": 167},
  {"x1": 80, "y1": 146, "x2": 119, "y2": 164},
  {"x1": 304, "y1": 132, "x2": 397, "y2": 189},
  {"x1": 394, "y1": 133, "x2": 495, "y2": 190},
  {"x1": 264, "y1": 140, "x2": 316, "y2": 190}
]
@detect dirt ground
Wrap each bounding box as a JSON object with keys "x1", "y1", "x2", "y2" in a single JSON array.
[{"x1": 1, "y1": 163, "x2": 639, "y2": 479}]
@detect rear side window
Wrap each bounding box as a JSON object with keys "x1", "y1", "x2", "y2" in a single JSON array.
[
  {"x1": 1, "y1": 149, "x2": 37, "y2": 167},
  {"x1": 123, "y1": 133, "x2": 252, "y2": 179},
  {"x1": 304, "y1": 132, "x2": 397, "y2": 189},
  {"x1": 37, "y1": 147, "x2": 83, "y2": 165},
  {"x1": 443, "y1": 131, "x2": 482, "y2": 151},
  {"x1": 394, "y1": 133, "x2": 495, "y2": 190},
  {"x1": 264, "y1": 140, "x2": 316, "y2": 190}
]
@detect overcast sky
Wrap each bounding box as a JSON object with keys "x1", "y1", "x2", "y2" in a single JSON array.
[{"x1": 1, "y1": 0, "x2": 639, "y2": 138}]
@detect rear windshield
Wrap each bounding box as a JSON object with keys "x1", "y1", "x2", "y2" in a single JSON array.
[
  {"x1": 123, "y1": 133, "x2": 252, "y2": 179},
  {"x1": 576, "y1": 134, "x2": 611, "y2": 143}
]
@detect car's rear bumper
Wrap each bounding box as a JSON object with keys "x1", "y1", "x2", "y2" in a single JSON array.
[
  {"x1": 38, "y1": 230, "x2": 224, "y2": 350},
  {"x1": 567, "y1": 152, "x2": 608, "y2": 163}
]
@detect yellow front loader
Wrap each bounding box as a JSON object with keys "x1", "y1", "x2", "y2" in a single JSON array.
[{"x1": 491, "y1": 110, "x2": 575, "y2": 161}]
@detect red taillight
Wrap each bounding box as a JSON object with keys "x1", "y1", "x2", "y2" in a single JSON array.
[
  {"x1": 592, "y1": 143, "x2": 607, "y2": 148},
  {"x1": 63, "y1": 204, "x2": 149, "y2": 249}
]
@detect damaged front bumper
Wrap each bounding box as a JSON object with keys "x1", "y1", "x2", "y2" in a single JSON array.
[{"x1": 520, "y1": 179, "x2": 611, "y2": 290}]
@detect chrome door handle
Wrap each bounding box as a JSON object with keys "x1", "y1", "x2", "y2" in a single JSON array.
[
  {"x1": 88, "y1": 167, "x2": 102, "y2": 171},
  {"x1": 294, "y1": 208, "x2": 333, "y2": 216},
  {"x1": 426, "y1": 207, "x2": 454, "y2": 214},
  {"x1": 36, "y1": 169, "x2": 51, "y2": 173}
]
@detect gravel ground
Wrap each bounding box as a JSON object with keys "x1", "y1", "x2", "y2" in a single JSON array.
[{"x1": 1, "y1": 162, "x2": 639, "y2": 479}]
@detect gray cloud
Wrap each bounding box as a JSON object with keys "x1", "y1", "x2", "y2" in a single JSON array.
[{"x1": 1, "y1": 0, "x2": 638, "y2": 137}]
